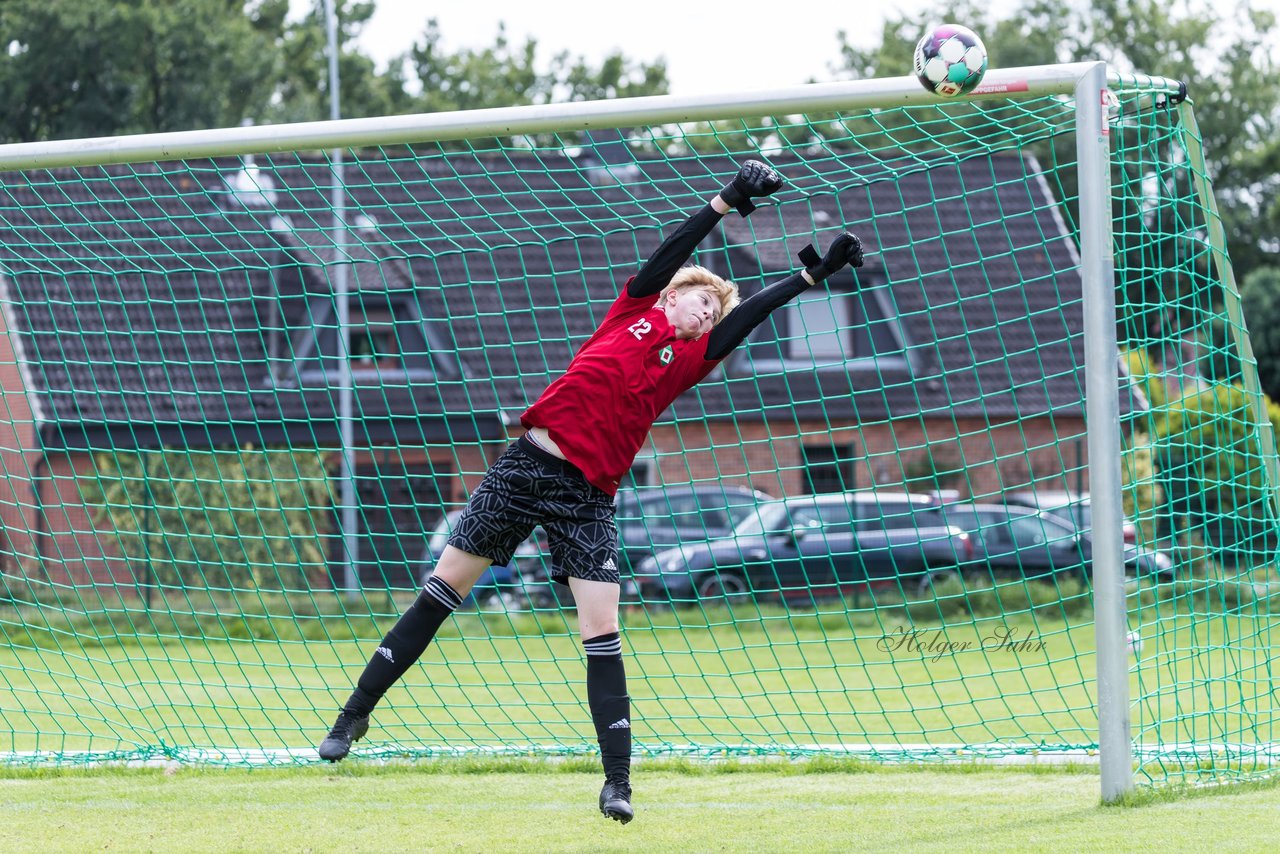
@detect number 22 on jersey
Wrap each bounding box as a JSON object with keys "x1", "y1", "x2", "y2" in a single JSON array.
[{"x1": 627, "y1": 318, "x2": 653, "y2": 340}]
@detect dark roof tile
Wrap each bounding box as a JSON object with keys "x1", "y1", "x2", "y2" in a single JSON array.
[{"x1": 0, "y1": 150, "x2": 1097, "y2": 441}]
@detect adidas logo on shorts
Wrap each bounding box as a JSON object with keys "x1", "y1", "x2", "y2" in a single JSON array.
[
  {"x1": 376, "y1": 646, "x2": 395, "y2": 663},
  {"x1": 602, "y1": 558, "x2": 617, "y2": 573},
  {"x1": 609, "y1": 718, "x2": 631, "y2": 730}
]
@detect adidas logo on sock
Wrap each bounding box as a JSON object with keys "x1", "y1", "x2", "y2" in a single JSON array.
[
  {"x1": 608, "y1": 718, "x2": 630, "y2": 730},
  {"x1": 376, "y1": 646, "x2": 395, "y2": 663},
  {"x1": 602, "y1": 558, "x2": 617, "y2": 573}
]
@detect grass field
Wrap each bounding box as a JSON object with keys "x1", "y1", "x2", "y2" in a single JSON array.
[
  {"x1": 1, "y1": 592, "x2": 1276, "y2": 760},
  {"x1": 1, "y1": 761, "x2": 1278, "y2": 853},
  {"x1": 1, "y1": 581, "x2": 1277, "y2": 802}
]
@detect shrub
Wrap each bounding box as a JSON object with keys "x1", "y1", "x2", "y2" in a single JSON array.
[{"x1": 80, "y1": 444, "x2": 336, "y2": 592}]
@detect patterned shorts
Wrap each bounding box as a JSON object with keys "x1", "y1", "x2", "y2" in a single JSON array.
[{"x1": 447, "y1": 434, "x2": 621, "y2": 585}]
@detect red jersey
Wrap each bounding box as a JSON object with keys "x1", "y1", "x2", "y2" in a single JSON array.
[{"x1": 520, "y1": 279, "x2": 721, "y2": 494}]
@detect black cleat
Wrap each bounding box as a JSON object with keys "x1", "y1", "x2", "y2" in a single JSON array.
[
  {"x1": 318, "y1": 711, "x2": 369, "y2": 762},
  {"x1": 599, "y1": 778, "x2": 634, "y2": 824}
]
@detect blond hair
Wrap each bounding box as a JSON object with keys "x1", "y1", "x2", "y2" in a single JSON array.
[{"x1": 659, "y1": 265, "x2": 740, "y2": 324}]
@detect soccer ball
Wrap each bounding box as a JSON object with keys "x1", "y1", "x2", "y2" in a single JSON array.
[{"x1": 913, "y1": 24, "x2": 988, "y2": 97}]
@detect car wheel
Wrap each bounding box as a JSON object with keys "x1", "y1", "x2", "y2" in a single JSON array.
[{"x1": 695, "y1": 571, "x2": 752, "y2": 606}]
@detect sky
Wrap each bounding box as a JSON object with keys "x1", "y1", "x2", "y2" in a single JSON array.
[
  {"x1": 284, "y1": 1, "x2": 1280, "y2": 100},
  {"x1": 294, "y1": 0, "x2": 1020, "y2": 97}
]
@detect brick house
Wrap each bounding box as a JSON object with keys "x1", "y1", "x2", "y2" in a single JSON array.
[{"x1": 0, "y1": 148, "x2": 1118, "y2": 589}]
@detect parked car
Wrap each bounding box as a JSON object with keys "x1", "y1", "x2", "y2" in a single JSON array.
[
  {"x1": 420, "y1": 485, "x2": 768, "y2": 609},
  {"x1": 512, "y1": 484, "x2": 770, "y2": 606},
  {"x1": 939, "y1": 502, "x2": 1173, "y2": 582},
  {"x1": 633, "y1": 491, "x2": 973, "y2": 605},
  {"x1": 614, "y1": 484, "x2": 774, "y2": 573},
  {"x1": 424, "y1": 509, "x2": 659, "y2": 611},
  {"x1": 1001, "y1": 490, "x2": 1137, "y2": 545},
  {"x1": 419, "y1": 510, "x2": 538, "y2": 610}
]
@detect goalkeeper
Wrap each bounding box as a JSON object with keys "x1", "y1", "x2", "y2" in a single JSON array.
[{"x1": 317, "y1": 159, "x2": 865, "y2": 824}]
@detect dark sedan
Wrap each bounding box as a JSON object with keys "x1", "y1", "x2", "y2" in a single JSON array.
[
  {"x1": 633, "y1": 491, "x2": 972, "y2": 605},
  {"x1": 938, "y1": 503, "x2": 1173, "y2": 582},
  {"x1": 613, "y1": 484, "x2": 773, "y2": 573}
]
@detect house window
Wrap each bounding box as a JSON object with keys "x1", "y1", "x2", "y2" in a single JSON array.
[
  {"x1": 275, "y1": 290, "x2": 455, "y2": 386},
  {"x1": 743, "y1": 272, "x2": 912, "y2": 373},
  {"x1": 349, "y1": 306, "x2": 403, "y2": 370},
  {"x1": 791, "y1": 289, "x2": 853, "y2": 361},
  {"x1": 340, "y1": 297, "x2": 426, "y2": 377},
  {"x1": 803, "y1": 443, "x2": 856, "y2": 494}
]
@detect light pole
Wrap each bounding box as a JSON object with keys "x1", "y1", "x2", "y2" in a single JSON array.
[{"x1": 324, "y1": 0, "x2": 359, "y2": 592}]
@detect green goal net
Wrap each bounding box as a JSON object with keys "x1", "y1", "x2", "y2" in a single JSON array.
[{"x1": 0, "y1": 65, "x2": 1274, "y2": 792}]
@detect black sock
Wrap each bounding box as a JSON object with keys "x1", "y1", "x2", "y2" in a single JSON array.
[
  {"x1": 341, "y1": 575, "x2": 461, "y2": 717},
  {"x1": 584, "y1": 631, "x2": 630, "y2": 782}
]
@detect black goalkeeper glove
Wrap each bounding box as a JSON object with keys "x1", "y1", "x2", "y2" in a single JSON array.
[
  {"x1": 797, "y1": 232, "x2": 865, "y2": 283},
  {"x1": 717, "y1": 160, "x2": 784, "y2": 217}
]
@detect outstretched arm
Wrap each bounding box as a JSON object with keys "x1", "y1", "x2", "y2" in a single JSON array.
[
  {"x1": 627, "y1": 161, "x2": 783, "y2": 298},
  {"x1": 703, "y1": 232, "x2": 865, "y2": 362}
]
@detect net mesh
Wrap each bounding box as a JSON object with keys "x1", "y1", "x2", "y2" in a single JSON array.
[{"x1": 0, "y1": 77, "x2": 1274, "y2": 788}]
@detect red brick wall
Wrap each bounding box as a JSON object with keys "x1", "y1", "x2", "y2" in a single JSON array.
[
  {"x1": 452, "y1": 440, "x2": 507, "y2": 499},
  {"x1": 39, "y1": 451, "x2": 133, "y2": 586},
  {"x1": 35, "y1": 443, "x2": 507, "y2": 587},
  {"x1": 29, "y1": 415, "x2": 1089, "y2": 587},
  {"x1": 644, "y1": 415, "x2": 1089, "y2": 500}
]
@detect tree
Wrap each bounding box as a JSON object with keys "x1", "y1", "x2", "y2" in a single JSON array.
[
  {"x1": 555, "y1": 50, "x2": 669, "y2": 103},
  {"x1": 261, "y1": 0, "x2": 411, "y2": 124},
  {"x1": 1086, "y1": 0, "x2": 1280, "y2": 281},
  {"x1": 395, "y1": 19, "x2": 668, "y2": 115},
  {"x1": 364, "y1": 19, "x2": 668, "y2": 152},
  {"x1": 399, "y1": 20, "x2": 549, "y2": 113},
  {"x1": 1241, "y1": 266, "x2": 1280, "y2": 400},
  {"x1": 1151, "y1": 382, "x2": 1280, "y2": 567},
  {"x1": 814, "y1": 1, "x2": 1087, "y2": 165},
  {"x1": 0, "y1": 4, "x2": 669, "y2": 139},
  {"x1": 0, "y1": 0, "x2": 285, "y2": 142}
]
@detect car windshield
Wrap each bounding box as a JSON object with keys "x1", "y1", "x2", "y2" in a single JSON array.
[
  {"x1": 733, "y1": 499, "x2": 853, "y2": 536},
  {"x1": 1033, "y1": 512, "x2": 1078, "y2": 539},
  {"x1": 856, "y1": 501, "x2": 945, "y2": 531},
  {"x1": 1035, "y1": 498, "x2": 1091, "y2": 530},
  {"x1": 733, "y1": 501, "x2": 795, "y2": 536},
  {"x1": 616, "y1": 487, "x2": 764, "y2": 536},
  {"x1": 725, "y1": 497, "x2": 764, "y2": 527},
  {"x1": 943, "y1": 509, "x2": 982, "y2": 533},
  {"x1": 945, "y1": 506, "x2": 1079, "y2": 546}
]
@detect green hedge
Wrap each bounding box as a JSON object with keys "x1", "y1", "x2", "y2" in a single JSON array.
[{"x1": 79, "y1": 444, "x2": 335, "y2": 591}]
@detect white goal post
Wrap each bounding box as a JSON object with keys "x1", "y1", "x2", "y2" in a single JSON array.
[{"x1": 0, "y1": 62, "x2": 1199, "y2": 801}]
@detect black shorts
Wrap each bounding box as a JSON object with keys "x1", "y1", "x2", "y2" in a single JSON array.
[{"x1": 447, "y1": 435, "x2": 620, "y2": 585}]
